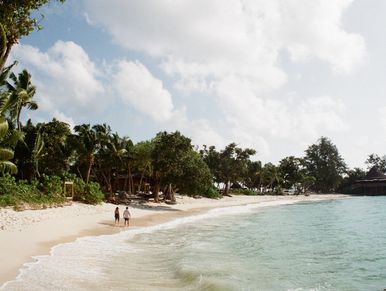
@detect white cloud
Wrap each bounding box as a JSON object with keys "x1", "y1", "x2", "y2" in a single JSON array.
[
  {"x1": 10, "y1": 1, "x2": 369, "y2": 166},
  {"x1": 11, "y1": 41, "x2": 104, "y2": 110},
  {"x1": 84, "y1": 0, "x2": 365, "y2": 85},
  {"x1": 279, "y1": 0, "x2": 366, "y2": 73},
  {"x1": 215, "y1": 76, "x2": 349, "y2": 159},
  {"x1": 11, "y1": 42, "x2": 180, "y2": 127},
  {"x1": 111, "y1": 60, "x2": 174, "y2": 122},
  {"x1": 379, "y1": 106, "x2": 386, "y2": 130},
  {"x1": 83, "y1": 0, "x2": 364, "y2": 160}
]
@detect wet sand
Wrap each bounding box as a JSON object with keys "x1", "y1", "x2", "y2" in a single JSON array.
[{"x1": 0, "y1": 194, "x2": 348, "y2": 286}]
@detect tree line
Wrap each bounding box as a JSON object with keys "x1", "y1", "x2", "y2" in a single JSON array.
[{"x1": 0, "y1": 1, "x2": 382, "y2": 207}]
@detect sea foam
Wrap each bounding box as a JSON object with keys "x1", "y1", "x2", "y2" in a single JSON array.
[{"x1": 2, "y1": 199, "x2": 299, "y2": 290}]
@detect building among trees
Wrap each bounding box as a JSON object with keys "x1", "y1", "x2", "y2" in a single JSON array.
[{"x1": 355, "y1": 166, "x2": 386, "y2": 195}]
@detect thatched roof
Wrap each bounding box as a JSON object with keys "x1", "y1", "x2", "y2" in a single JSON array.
[
  {"x1": 357, "y1": 166, "x2": 386, "y2": 183},
  {"x1": 364, "y1": 166, "x2": 386, "y2": 180}
]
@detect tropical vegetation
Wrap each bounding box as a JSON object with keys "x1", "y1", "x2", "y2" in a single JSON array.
[{"x1": 0, "y1": 1, "x2": 382, "y2": 209}]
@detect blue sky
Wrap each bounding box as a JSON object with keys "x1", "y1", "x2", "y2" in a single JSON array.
[{"x1": 9, "y1": 0, "x2": 386, "y2": 168}]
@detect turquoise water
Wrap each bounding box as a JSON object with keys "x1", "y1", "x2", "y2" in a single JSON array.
[{"x1": 4, "y1": 197, "x2": 386, "y2": 290}]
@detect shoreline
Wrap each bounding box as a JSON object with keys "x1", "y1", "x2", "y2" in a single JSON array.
[{"x1": 0, "y1": 194, "x2": 348, "y2": 286}]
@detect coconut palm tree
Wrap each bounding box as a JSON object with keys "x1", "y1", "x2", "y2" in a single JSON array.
[
  {"x1": 122, "y1": 139, "x2": 135, "y2": 194},
  {"x1": 261, "y1": 163, "x2": 282, "y2": 193},
  {"x1": 0, "y1": 24, "x2": 24, "y2": 175},
  {"x1": 73, "y1": 124, "x2": 99, "y2": 184},
  {"x1": 7, "y1": 69, "x2": 37, "y2": 130},
  {"x1": 0, "y1": 116, "x2": 18, "y2": 174},
  {"x1": 31, "y1": 129, "x2": 44, "y2": 178},
  {"x1": 93, "y1": 127, "x2": 128, "y2": 193},
  {"x1": 0, "y1": 90, "x2": 24, "y2": 175}
]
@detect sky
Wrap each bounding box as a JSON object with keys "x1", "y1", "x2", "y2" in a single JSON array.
[{"x1": 8, "y1": 0, "x2": 386, "y2": 169}]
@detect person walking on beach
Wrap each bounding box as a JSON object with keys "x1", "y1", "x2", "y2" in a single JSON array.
[
  {"x1": 123, "y1": 206, "x2": 131, "y2": 227},
  {"x1": 114, "y1": 207, "x2": 120, "y2": 226}
]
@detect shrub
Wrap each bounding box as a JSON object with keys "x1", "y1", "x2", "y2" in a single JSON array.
[
  {"x1": 83, "y1": 182, "x2": 104, "y2": 204},
  {"x1": 72, "y1": 177, "x2": 104, "y2": 204},
  {"x1": 39, "y1": 175, "x2": 63, "y2": 197},
  {"x1": 0, "y1": 174, "x2": 20, "y2": 197},
  {"x1": 0, "y1": 174, "x2": 66, "y2": 207},
  {"x1": 0, "y1": 172, "x2": 105, "y2": 207},
  {"x1": 203, "y1": 186, "x2": 222, "y2": 199},
  {"x1": 230, "y1": 188, "x2": 257, "y2": 196}
]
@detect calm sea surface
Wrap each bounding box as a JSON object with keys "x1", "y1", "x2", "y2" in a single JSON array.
[{"x1": 3, "y1": 197, "x2": 386, "y2": 291}]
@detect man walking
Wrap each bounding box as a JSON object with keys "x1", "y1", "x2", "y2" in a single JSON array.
[{"x1": 123, "y1": 206, "x2": 131, "y2": 227}]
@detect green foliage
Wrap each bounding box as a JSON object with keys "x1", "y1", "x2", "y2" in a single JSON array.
[
  {"x1": 365, "y1": 154, "x2": 386, "y2": 173},
  {"x1": 0, "y1": 0, "x2": 66, "y2": 69},
  {"x1": 7, "y1": 69, "x2": 37, "y2": 129},
  {"x1": 177, "y1": 151, "x2": 213, "y2": 195},
  {"x1": 152, "y1": 131, "x2": 213, "y2": 198},
  {"x1": 13, "y1": 120, "x2": 36, "y2": 180},
  {"x1": 38, "y1": 118, "x2": 72, "y2": 176},
  {"x1": 71, "y1": 175, "x2": 104, "y2": 204},
  {"x1": 243, "y1": 160, "x2": 262, "y2": 190},
  {"x1": 203, "y1": 185, "x2": 221, "y2": 199},
  {"x1": 338, "y1": 168, "x2": 366, "y2": 194},
  {"x1": 278, "y1": 156, "x2": 303, "y2": 189},
  {"x1": 72, "y1": 124, "x2": 100, "y2": 183},
  {"x1": 152, "y1": 131, "x2": 193, "y2": 185},
  {"x1": 38, "y1": 174, "x2": 63, "y2": 197},
  {"x1": 261, "y1": 162, "x2": 282, "y2": 192},
  {"x1": 201, "y1": 143, "x2": 256, "y2": 195},
  {"x1": 0, "y1": 174, "x2": 65, "y2": 207},
  {"x1": 304, "y1": 136, "x2": 346, "y2": 193},
  {"x1": 231, "y1": 188, "x2": 257, "y2": 196},
  {"x1": 0, "y1": 24, "x2": 6, "y2": 64},
  {"x1": 0, "y1": 117, "x2": 19, "y2": 175}
]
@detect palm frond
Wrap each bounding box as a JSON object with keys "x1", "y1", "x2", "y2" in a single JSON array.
[
  {"x1": 27, "y1": 101, "x2": 38, "y2": 110},
  {"x1": 2, "y1": 129, "x2": 24, "y2": 148},
  {"x1": 0, "y1": 160, "x2": 17, "y2": 175},
  {"x1": 0, "y1": 117, "x2": 8, "y2": 139},
  {"x1": 0, "y1": 148, "x2": 14, "y2": 160}
]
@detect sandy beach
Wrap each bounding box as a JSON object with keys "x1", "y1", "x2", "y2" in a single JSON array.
[{"x1": 0, "y1": 194, "x2": 348, "y2": 286}]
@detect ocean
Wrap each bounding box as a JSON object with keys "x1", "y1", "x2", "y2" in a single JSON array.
[{"x1": 3, "y1": 197, "x2": 386, "y2": 291}]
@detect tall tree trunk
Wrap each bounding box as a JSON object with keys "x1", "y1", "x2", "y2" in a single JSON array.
[
  {"x1": 101, "y1": 171, "x2": 112, "y2": 193},
  {"x1": 127, "y1": 166, "x2": 132, "y2": 195},
  {"x1": 86, "y1": 156, "x2": 93, "y2": 184},
  {"x1": 164, "y1": 184, "x2": 171, "y2": 201},
  {"x1": 138, "y1": 172, "x2": 144, "y2": 193},
  {"x1": 35, "y1": 160, "x2": 40, "y2": 179},
  {"x1": 130, "y1": 173, "x2": 134, "y2": 194},
  {"x1": 154, "y1": 182, "x2": 160, "y2": 203},
  {"x1": 169, "y1": 184, "x2": 176, "y2": 203},
  {"x1": 123, "y1": 175, "x2": 128, "y2": 191},
  {"x1": 224, "y1": 180, "x2": 230, "y2": 196},
  {"x1": 16, "y1": 107, "x2": 21, "y2": 130},
  {"x1": 77, "y1": 166, "x2": 83, "y2": 180},
  {"x1": 63, "y1": 159, "x2": 69, "y2": 172},
  {"x1": 0, "y1": 43, "x2": 12, "y2": 71}
]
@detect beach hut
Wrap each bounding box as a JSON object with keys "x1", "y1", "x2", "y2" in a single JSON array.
[{"x1": 354, "y1": 166, "x2": 386, "y2": 195}]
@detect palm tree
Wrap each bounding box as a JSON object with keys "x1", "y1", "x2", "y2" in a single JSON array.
[
  {"x1": 7, "y1": 69, "x2": 37, "y2": 130},
  {"x1": 261, "y1": 163, "x2": 282, "y2": 193},
  {"x1": 0, "y1": 24, "x2": 23, "y2": 174},
  {"x1": 0, "y1": 92, "x2": 24, "y2": 175},
  {"x1": 73, "y1": 124, "x2": 99, "y2": 184},
  {"x1": 93, "y1": 127, "x2": 127, "y2": 193},
  {"x1": 31, "y1": 129, "x2": 44, "y2": 178},
  {"x1": 0, "y1": 117, "x2": 18, "y2": 174},
  {"x1": 122, "y1": 139, "x2": 135, "y2": 194}
]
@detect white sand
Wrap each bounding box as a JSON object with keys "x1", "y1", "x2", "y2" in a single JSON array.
[{"x1": 0, "y1": 194, "x2": 348, "y2": 285}]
